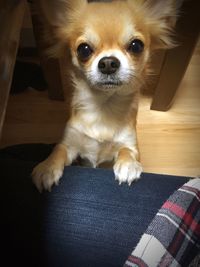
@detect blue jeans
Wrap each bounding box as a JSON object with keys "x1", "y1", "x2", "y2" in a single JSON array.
[{"x1": 1, "y1": 161, "x2": 189, "y2": 267}]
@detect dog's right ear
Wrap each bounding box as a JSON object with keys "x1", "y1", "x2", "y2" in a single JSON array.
[
  {"x1": 38, "y1": 0, "x2": 88, "y2": 57},
  {"x1": 39, "y1": 0, "x2": 88, "y2": 26}
]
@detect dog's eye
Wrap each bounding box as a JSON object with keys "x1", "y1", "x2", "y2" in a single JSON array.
[
  {"x1": 128, "y1": 39, "x2": 144, "y2": 54},
  {"x1": 77, "y1": 43, "x2": 93, "y2": 61}
]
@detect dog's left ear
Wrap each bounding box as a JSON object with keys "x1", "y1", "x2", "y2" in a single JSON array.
[{"x1": 142, "y1": 0, "x2": 181, "y2": 49}]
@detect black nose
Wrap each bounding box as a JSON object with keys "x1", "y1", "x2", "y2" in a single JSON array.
[{"x1": 98, "y1": 56, "x2": 120, "y2": 74}]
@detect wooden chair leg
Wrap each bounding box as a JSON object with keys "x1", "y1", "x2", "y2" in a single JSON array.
[
  {"x1": 0, "y1": 0, "x2": 26, "y2": 139},
  {"x1": 151, "y1": 0, "x2": 200, "y2": 111},
  {"x1": 29, "y1": 3, "x2": 65, "y2": 101}
]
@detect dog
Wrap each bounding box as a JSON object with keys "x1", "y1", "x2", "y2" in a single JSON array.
[{"x1": 32, "y1": 0, "x2": 178, "y2": 192}]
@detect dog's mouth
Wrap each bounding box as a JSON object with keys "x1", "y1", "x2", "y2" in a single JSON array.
[
  {"x1": 102, "y1": 81, "x2": 122, "y2": 86},
  {"x1": 94, "y1": 81, "x2": 122, "y2": 91},
  {"x1": 96, "y1": 78, "x2": 123, "y2": 89},
  {"x1": 87, "y1": 71, "x2": 128, "y2": 90}
]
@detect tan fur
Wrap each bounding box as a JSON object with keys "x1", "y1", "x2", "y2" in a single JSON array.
[
  {"x1": 32, "y1": 144, "x2": 68, "y2": 192},
  {"x1": 32, "y1": 0, "x2": 178, "y2": 191}
]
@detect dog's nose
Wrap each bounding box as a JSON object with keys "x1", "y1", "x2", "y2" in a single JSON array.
[{"x1": 98, "y1": 56, "x2": 120, "y2": 74}]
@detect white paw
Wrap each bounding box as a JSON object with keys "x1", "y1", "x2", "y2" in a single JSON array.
[
  {"x1": 114, "y1": 160, "x2": 143, "y2": 186},
  {"x1": 32, "y1": 160, "x2": 64, "y2": 192}
]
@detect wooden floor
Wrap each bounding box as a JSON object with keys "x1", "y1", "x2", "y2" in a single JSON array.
[{"x1": 1, "y1": 42, "x2": 200, "y2": 178}]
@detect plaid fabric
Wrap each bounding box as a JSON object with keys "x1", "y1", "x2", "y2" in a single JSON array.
[{"x1": 124, "y1": 178, "x2": 200, "y2": 267}]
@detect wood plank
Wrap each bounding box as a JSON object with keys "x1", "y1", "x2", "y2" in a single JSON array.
[{"x1": 29, "y1": 2, "x2": 67, "y2": 101}]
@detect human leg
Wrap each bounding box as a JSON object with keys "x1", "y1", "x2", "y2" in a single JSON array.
[{"x1": 0, "y1": 144, "x2": 189, "y2": 266}]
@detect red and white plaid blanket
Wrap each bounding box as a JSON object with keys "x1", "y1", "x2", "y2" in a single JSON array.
[{"x1": 124, "y1": 178, "x2": 200, "y2": 267}]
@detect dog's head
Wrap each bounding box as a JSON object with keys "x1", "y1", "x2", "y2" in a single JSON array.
[{"x1": 40, "y1": 0, "x2": 178, "y2": 91}]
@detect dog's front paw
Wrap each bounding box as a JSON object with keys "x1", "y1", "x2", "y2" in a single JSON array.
[
  {"x1": 114, "y1": 159, "x2": 143, "y2": 186},
  {"x1": 32, "y1": 160, "x2": 64, "y2": 192}
]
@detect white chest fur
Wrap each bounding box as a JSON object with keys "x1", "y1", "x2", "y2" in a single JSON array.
[{"x1": 61, "y1": 76, "x2": 138, "y2": 166}]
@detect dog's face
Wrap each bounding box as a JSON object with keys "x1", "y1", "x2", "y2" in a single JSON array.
[
  {"x1": 69, "y1": 3, "x2": 149, "y2": 90},
  {"x1": 40, "y1": 0, "x2": 177, "y2": 91}
]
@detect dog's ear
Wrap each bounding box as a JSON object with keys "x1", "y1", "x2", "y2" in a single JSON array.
[
  {"x1": 129, "y1": 0, "x2": 181, "y2": 49},
  {"x1": 144, "y1": 0, "x2": 181, "y2": 49},
  {"x1": 39, "y1": 0, "x2": 88, "y2": 26},
  {"x1": 38, "y1": 0, "x2": 88, "y2": 57}
]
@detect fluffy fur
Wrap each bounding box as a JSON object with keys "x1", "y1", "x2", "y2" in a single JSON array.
[{"x1": 32, "y1": 0, "x2": 178, "y2": 192}]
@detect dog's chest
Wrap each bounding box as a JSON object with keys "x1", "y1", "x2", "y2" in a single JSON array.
[
  {"x1": 74, "y1": 106, "x2": 120, "y2": 142},
  {"x1": 69, "y1": 111, "x2": 124, "y2": 166},
  {"x1": 68, "y1": 86, "x2": 136, "y2": 166}
]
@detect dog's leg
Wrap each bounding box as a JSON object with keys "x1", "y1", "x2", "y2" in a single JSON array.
[
  {"x1": 32, "y1": 143, "x2": 72, "y2": 192},
  {"x1": 114, "y1": 147, "x2": 143, "y2": 186}
]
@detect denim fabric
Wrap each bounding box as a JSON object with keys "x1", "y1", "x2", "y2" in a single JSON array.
[{"x1": 1, "y1": 152, "x2": 189, "y2": 267}]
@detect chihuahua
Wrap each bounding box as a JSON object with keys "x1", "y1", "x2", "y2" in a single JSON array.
[{"x1": 32, "y1": 0, "x2": 177, "y2": 192}]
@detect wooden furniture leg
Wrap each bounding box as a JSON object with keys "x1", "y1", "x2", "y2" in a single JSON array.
[
  {"x1": 0, "y1": 0, "x2": 26, "y2": 139},
  {"x1": 151, "y1": 0, "x2": 200, "y2": 111},
  {"x1": 29, "y1": 2, "x2": 65, "y2": 100}
]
